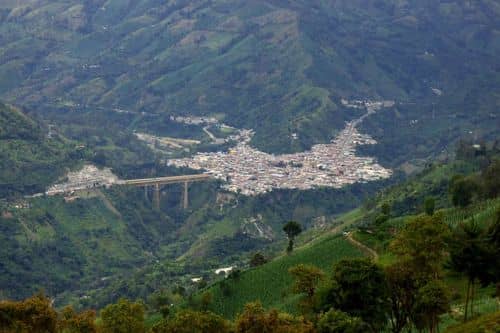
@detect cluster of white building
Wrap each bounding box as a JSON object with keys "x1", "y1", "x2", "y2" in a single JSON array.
[
  {"x1": 168, "y1": 106, "x2": 393, "y2": 196},
  {"x1": 169, "y1": 115, "x2": 219, "y2": 126},
  {"x1": 44, "y1": 100, "x2": 394, "y2": 198},
  {"x1": 46, "y1": 165, "x2": 120, "y2": 195}
]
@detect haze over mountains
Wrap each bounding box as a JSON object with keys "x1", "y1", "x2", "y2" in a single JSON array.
[{"x1": 1, "y1": 0, "x2": 499, "y2": 157}]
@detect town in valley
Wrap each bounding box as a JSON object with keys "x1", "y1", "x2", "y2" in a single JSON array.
[
  {"x1": 43, "y1": 100, "x2": 394, "y2": 197},
  {"x1": 167, "y1": 100, "x2": 394, "y2": 195}
]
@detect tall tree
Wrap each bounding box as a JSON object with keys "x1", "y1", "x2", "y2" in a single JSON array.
[
  {"x1": 283, "y1": 221, "x2": 302, "y2": 253},
  {"x1": 481, "y1": 159, "x2": 500, "y2": 198},
  {"x1": 200, "y1": 291, "x2": 213, "y2": 312},
  {"x1": 323, "y1": 258, "x2": 390, "y2": 333},
  {"x1": 424, "y1": 197, "x2": 436, "y2": 216},
  {"x1": 58, "y1": 306, "x2": 97, "y2": 333},
  {"x1": 153, "y1": 309, "x2": 231, "y2": 333},
  {"x1": 234, "y1": 302, "x2": 313, "y2": 333},
  {"x1": 390, "y1": 214, "x2": 450, "y2": 281},
  {"x1": 150, "y1": 292, "x2": 171, "y2": 319},
  {"x1": 100, "y1": 299, "x2": 145, "y2": 333},
  {"x1": 249, "y1": 252, "x2": 268, "y2": 267},
  {"x1": 0, "y1": 293, "x2": 57, "y2": 333},
  {"x1": 317, "y1": 309, "x2": 368, "y2": 333},
  {"x1": 381, "y1": 202, "x2": 391, "y2": 216},
  {"x1": 449, "y1": 175, "x2": 478, "y2": 208},
  {"x1": 289, "y1": 264, "x2": 325, "y2": 313},
  {"x1": 385, "y1": 262, "x2": 418, "y2": 333},
  {"x1": 412, "y1": 280, "x2": 450, "y2": 333},
  {"x1": 448, "y1": 216, "x2": 500, "y2": 321}
]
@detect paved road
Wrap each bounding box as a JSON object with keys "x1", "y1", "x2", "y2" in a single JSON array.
[
  {"x1": 335, "y1": 106, "x2": 376, "y2": 159},
  {"x1": 203, "y1": 126, "x2": 217, "y2": 142},
  {"x1": 122, "y1": 173, "x2": 211, "y2": 186}
]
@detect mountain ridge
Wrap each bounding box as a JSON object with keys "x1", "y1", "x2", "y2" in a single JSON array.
[{"x1": 1, "y1": 0, "x2": 498, "y2": 156}]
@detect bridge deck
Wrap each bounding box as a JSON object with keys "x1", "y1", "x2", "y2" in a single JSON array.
[{"x1": 122, "y1": 174, "x2": 211, "y2": 186}]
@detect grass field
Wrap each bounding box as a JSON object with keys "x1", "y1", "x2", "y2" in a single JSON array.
[{"x1": 205, "y1": 235, "x2": 364, "y2": 318}]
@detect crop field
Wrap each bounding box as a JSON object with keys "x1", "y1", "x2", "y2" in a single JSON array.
[
  {"x1": 206, "y1": 236, "x2": 364, "y2": 318},
  {"x1": 443, "y1": 198, "x2": 500, "y2": 226}
]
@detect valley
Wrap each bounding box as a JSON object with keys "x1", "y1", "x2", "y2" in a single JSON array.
[
  {"x1": 41, "y1": 99, "x2": 393, "y2": 198},
  {"x1": 168, "y1": 100, "x2": 393, "y2": 195},
  {"x1": 0, "y1": 1, "x2": 498, "y2": 332}
]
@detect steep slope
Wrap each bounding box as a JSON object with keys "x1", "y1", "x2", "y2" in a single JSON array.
[
  {"x1": 200, "y1": 148, "x2": 500, "y2": 328},
  {"x1": 0, "y1": 0, "x2": 498, "y2": 159},
  {"x1": 205, "y1": 235, "x2": 365, "y2": 318},
  {"x1": 0, "y1": 102, "x2": 76, "y2": 197},
  {"x1": 0, "y1": 172, "x2": 381, "y2": 309},
  {"x1": 0, "y1": 100, "x2": 385, "y2": 308},
  {"x1": 0, "y1": 188, "x2": 180, "y2": 305}
]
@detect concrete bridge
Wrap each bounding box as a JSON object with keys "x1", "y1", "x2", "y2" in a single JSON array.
[{"x1": 121, "y1": 174, "x2": 211, "y2": 210}]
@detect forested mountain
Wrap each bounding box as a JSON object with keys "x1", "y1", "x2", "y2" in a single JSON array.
[
  {"x1": 0, "y1": 102, "x2": 77, "y2": 196},
  {"x1": 0, "y1": 1, "x2": 499, "y2": 331},
  {"x1": 2, "y1": 143, "x2": 499, "y2": 332},
  {"x1": 0, "y1": 0, "x2": 498, "y2": 158}
]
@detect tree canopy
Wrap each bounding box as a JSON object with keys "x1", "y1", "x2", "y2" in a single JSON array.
[
  {"x1": 322, "y1": 258, "x2": 390, "y2": 332},
  {"x1": 100, "y1": 299, "x2": 145, "y2": 333},
  {"x1": 283, "y1": 221, "x2": 303, "y2": 253}
]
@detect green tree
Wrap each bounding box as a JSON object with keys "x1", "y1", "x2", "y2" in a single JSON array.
[
  {"x1": 374, "y1": 213, "x2": 389, "y2": 226},
  {"x1": 249, "y1": 252, "x2": 268, "y2": 267},
  {"x1": 317, "y1": 309, "x2": 368, "y2": 333},
  {"x1": 449, "y1": 175, "x2": 478, "y2": 208},
  {"x1": 374, "y1": 202, "x2": 392, "y2": 225},
  {"x1": 289, "y1": 264, "x2": 325, "y2": 313},
  {"x1": 0, "y1": 293, "x2": 57, "y2": 333},
  {"x1": 197, "y1": 280, "x2": 208, "y2": 290},
  {"x1": 412, "y1": 280, "x2": 450, "y2": 333},
  {"x1": 448, "y1": 218, "x2": 500, "y2": 321},
  {"x1": 219, "y1": 280, "x2": 231, "y2": 297},
  {"x1": 200, "y1": 291, "x2": 213, "y2": 311},
  {"x1": 385, "y1": 262, "x2": 418, "y2": 333},
  {"x1": 100, "y1": 299, "x2": 145, "y2": 333},
  {"x1": 381, "y1": 202, "x2": 391, "y2": 216},
  {"x1": 390, "y1": 214, "x2": 450, "y2": 280},
  {"x1": 235, "y1": 302, "x2": 313, "y2": 333},
  {"x1": 283, "y1": 221, "x2": 302, "y2": 253},
  {"x1": 481, "y1": 159, "x2": 500, "y2": 198},
  {"x1": 150, "y1": 292, "x2": 171, "y2": 319},
  {"x1": 58, "y1": 306, "x2": 97, "y2": 333},
  {"x1": 424, "y1": 197, "x2": 436, "y2": 216},
  {"x1": 154, "y1": 309, "x2": 231, "y2": 333},
  {"x1": 323, "y1": 258, "x2": 390, "y2": 332}
]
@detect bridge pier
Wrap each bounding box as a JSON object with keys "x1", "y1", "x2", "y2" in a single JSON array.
[
  {"x1": 182, "y1": 181, "x2": 189, "y2": 209},
  {"x1": 153, "y1": 184, "x2": 160, "y2": 211},
  {"x1": 123, "y1": 174, "x2": 210, "y2": 211}
]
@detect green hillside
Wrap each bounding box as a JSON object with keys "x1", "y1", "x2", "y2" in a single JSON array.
[
  {"x1": 0, "y1": 175, "x2": 381, "y2": 309},
  {"x1": 0, "y1": 194, "x2": 163, "y2": 303},
  {"x1": 0, "y1": 1, "x2": 498, "y2": 161},
  {"x1": 0, "y1": 2, "x2": 498, "y2": 331},
  {"x1": 188, "y1": 147, "x2": 500, "y2": 331},
  {"x1": 445, "y1": 311, "x2": 500, "y2": 333},
  {"x1": 0, "y1": 101, "x2": 385, "y2": 310},
  {"x1": 0, "y1": 102, "x2": 78, "y2": 197},
  {"x1": 0, "y1": 101, "x2": 40, "y2": 140},
  {"x1": 0, "y1": 141, "x2": 498, "y2": 332},
  {"x1": 205, "y1": 236, "x2": 364, "y2": 318}
]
